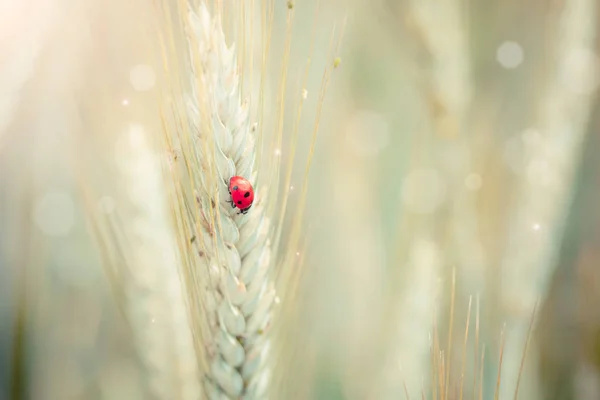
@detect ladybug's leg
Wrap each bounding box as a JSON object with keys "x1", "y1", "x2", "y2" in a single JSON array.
[{"x1": 240, "y1": 205, "x2": 251, "y2": 215}]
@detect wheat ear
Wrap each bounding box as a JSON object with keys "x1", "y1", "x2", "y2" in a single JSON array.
[
  {"x1": 83, "y1": 124, "x2": 202, "y2": 400},
  {"x1": 499, "y1": 0, "x2": 597, "y2": 398},
  {"x1": 381, "y1": 0, "x2": 472, "y2": 396},
  {"x1": 181, "y1": 4, "x2": 275, "y2": 398}
]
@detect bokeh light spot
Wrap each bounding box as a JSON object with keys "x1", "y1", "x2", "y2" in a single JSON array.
[
  {"x1": 98, "y1": 196, "x2": 116, "y2": 214},
  {"x1": 496, "y1": 41, "x2": 524, "y2": 69},
  {"x1": 521, "y1": 128, "x2": 541, "y2": 145},
  {"x1": 345, "y1": 110, "x2": 390, "y2": 157},
  {"x1": 33, "y1": 191, "x2": 75, "y2": 236},
  {"x1": 401, "y1": 169, "x2": 446, "y2": 214},
  {"x1": 129, "y1": 64, "x2": 156, "y2": 91},
  {"x1": 465, "y1": 173, "x2": 483, "y2": 191}
]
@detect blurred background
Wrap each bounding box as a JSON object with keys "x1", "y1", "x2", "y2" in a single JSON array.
[{"x1": 1, "y1": 0, "x2": 600, "y2": 399}]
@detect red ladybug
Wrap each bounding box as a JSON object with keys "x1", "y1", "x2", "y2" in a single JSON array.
[{"x1": 228, "y1": 175, "x2": 254, "y2": 214}]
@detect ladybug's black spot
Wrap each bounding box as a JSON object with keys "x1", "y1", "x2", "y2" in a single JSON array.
[
  {"x1": 237, "y1": 200, "x2": 242, "y2": 205},
  {"x1": 244, "y1": 191, "x2": 250, "y2": 198},
  {"x1": 233, "y1": 186, "x2": 239, "y2": 191}
]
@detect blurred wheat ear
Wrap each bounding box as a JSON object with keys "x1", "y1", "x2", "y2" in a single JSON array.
[{"x1": 80, "y1": 0, "x2": 343, "y2": 399}]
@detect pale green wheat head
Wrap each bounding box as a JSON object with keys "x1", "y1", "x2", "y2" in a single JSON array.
[{"x1": 82, "y1": 0, "x2": 344, "y2": 398}]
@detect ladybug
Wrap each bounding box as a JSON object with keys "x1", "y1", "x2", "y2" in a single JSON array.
[{"x1": 228, "y1": 175, "x2": 254, "y2": 214}]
